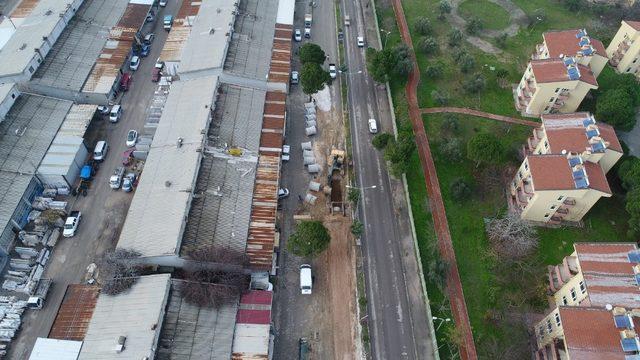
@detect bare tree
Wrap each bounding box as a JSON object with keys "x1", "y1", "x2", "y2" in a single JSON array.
[
  {"x1": 485, "y1": 213, "x2": 538, "y2": 259},
  {"x1": 99, "y1": 248, "x2": 143, "y2": 295},
  {"x1": 179, "y1": 269, "x2": 249, "y2": 308},
  {"x1": 184, "y1": 244, "x2": 249, "y2": 265}
]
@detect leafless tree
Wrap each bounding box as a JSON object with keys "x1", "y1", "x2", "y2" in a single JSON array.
[
  {"x1": 184, "y1": 245, "x2": 249, "y2": 266},
  {"x1": 486, "y1": 213, "x2": 538, "y2": 259},
  {"x1": 179, "y1": 269, "x2": 249, "y2": 308},
  {"x1": 99, "y1": 248, "x2": 142, "y2": 295}
]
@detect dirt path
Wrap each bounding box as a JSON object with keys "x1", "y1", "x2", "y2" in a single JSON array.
[
  {"x1": 421, "y1": 107, "x2": 539, "y2": 127},
  {"x1": 391, "y1": 0, "x2": 479, "y2": 359}
]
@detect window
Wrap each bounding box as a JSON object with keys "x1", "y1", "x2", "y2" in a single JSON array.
[
  {"x1": 555, "y1": 88, "x2": 560, "y2": 93},
  {"x1": 562, "y1": 296, "x2": 568, "y2": 305},
  {"x1": 518, "y1": 171, "x2": 523, "y2": 179},
  {"x1": 627, "y1": 67, "x2": 632, "y2": 73},
  {"x1": 557, "y1": 196, "x2": 564, "y2": 202},
  {"x1": 544, "y1": 213, "x2": 550, "y2": 218},
  {"x1": 550, "y1": 205, "x2": 557, "y2": 210},
  {"x1": 634, "y1": 58, "x2": 638, "y2": 64},
  {"x1": 11, "y1": 93, "x2": 15, "y2": 99},
  {"x1": 555, "y1": 312, "x2": 561, "y2": 327},
  {"x1": 544, "y1": 141, "x2": 549, "y2": 149},
  {"x1": 547, "y1": 319, "x2": 553, "y2": 333},
  {"x1": 37, "y1": 58, "x2": 41, "y2": 63},
  {"x1": 524, "y1": 163, "x2": 529, "y2": 170},
  {"x1": 570, "y1": 288, "x2": 577, "y2": 301},
  {"x1": 28, "y1": 66, "x2": 34, "y2": 74},
  {"x1": 579, "y1": 281, "x2": 586, "y2": 294},
  {"x1": 539, "y1": 326, "x2": 545, "y2": 337},
  {"x1": 544, "y1": 106, "x2": 550, "y2": 112},
  {"x1": 549, "y1": 97, "x2": 555, "y2": 102}
]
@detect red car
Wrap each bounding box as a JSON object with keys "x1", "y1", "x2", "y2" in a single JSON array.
[
  {"x1": 120, "y1": 73, "x2": 132, "y2": 91},
  {"x1": 151, "y1": 67, "x2": 161, "y2": 82}
]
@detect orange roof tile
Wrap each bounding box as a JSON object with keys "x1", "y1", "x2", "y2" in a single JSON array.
[
  {"x1": 559, "y1": 307, "x2": 628, "y2": 359},
  {"x1": 541, "y1": 113, "x2": 623, "y2": 153},
  {"x1": 624, "y1": 20, "x2": 640, "y2": 31},
  {"x1": 531, "y1": 59, "x2": 598, "y2": 87},
  {"x1": 543, "y1": 29, "x2": 607, "y2": 59},
  {"x1": 527, "y1": 155, "x2": 611, "y2": 194}
]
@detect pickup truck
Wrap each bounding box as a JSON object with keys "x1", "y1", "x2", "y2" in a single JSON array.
[
  {"x1": 63, "y1": 211, "x2": 81, "y2": 237},
  {"x1": 110, "y1": 167, "x2": 125, "y2": 189},
  {"x1": 27, "y1": 279, "x2": 52, "y2": 310}
]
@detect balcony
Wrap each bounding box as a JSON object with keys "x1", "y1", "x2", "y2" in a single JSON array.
[
  {"x1": 563, "y1": 198, "x2": 576, "y2": 206},
  {"x1": 532, "y1": 43, "x2": 547, "y2": 60},
  {"x1": 563, "y1": 255, "x2": 579, "y2": 274},
  {"x1": 522, "y1": 179, "x2": 534, "y2": 195},
  {"x1": 552, "y1": 100, "x2": 565, "y2": 109},
  {"x1": 556, "y1": 93, "x2": 569, "y2": 101}
]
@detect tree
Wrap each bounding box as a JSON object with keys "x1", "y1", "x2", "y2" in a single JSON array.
[
  {"x1": 300, "y1": 63, "x2": 330, "y2": 94},
  {"x1": 448, "y1": 29, "x2": 463, "y2": 47},
  {"x1": 618, "y1": 157, "x2": 640, "y2": 190},
  {"x1": 180, "y1": 268, "x2": 249, "y2": 308},
  {"x1": 414, "y1": 17, "x2": 432, "y2": 36},
  {"x1": 384, "y1": 133, "x2": 416, "y2": 177},
  {"x1": 626, "y1": 187, "x2": 640, "y2": 236},
  {"x1": 458, "y1": 53, "x2": 475, "y2": 73},
  {"x1": 466, "y1": 17, "x2": 483, "y2": 35},
  {"x1": 450, "y1": 177, "x2": 472, "y2": 200},
  {"x1": 495, "y1": 33, "x2": 508, "y2": 48},
  {"x1": 495, "y1": 69, "x2": 509, "y2": 80},
  {"x1": 299, "y1": 43, "x2": 326, "y2": 64},
  {"x1": 366, "y1": 48, "x2": 390, "y2": 83},
  {"x1": 596, "y1": 88, "x2": 636, "y2": 131},
  {"x1": 431, "y1": 90, "x2": 449, "y2": 106},
  {"x1": 440, "y1": 114, "x2": 459, "y2": 136},
  {"x1": 348, "y1": 187, "x2": 361, "y2": 206},
  {"x1": 287, "y1": 220, "x2": 331, "y2": 257},
  {"x1": 439, "y1": 0, "x2": 452, "y2": 15},
  {"x1": 440, "y1": 138, "x2": 463, "y2": 162},
  {"x1": 99, "y1": 249, "x2": 143, "y2": 295},
  {"x1": 564, "y1": 0, "x2": 582, "y2": 11},
  {"x1": 463, "y1": 73, "x2": 486, "y2": 94},
  {"x1": 467, "y1": 133, "x2": 503, "y2": 167},
  {"x1": 418, "y1": 37, "x2": 439, "y2": 55},
  {"x1": 372, "y1": 132, "x2": 393, "y2": 150},
  {"x1": 392, "y1": 44, "x2": 414, "y2": 77},
  {"x1": 425, "y1": 61, "x2": 445, "y2": 78},
  {"x1": 351, "y1": 220, "x2": 364, "y2": 237},
  {"x1": 486, "y1": 213, "x2": 539, "y2": 258}
]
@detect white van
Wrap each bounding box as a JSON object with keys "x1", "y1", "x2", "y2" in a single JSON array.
[
  {"x1": 109, "y1": 105, "x2": 122, "y2": 123},
  {"x1": 300, "y1": 264, "x2": 312, "y2": 295},
  {"x1": 93, "y1": 141, "x2": 108, "y2": 161}
]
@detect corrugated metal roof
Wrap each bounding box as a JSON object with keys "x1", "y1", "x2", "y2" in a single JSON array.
[
  {"x1": 231, "y1": 291, "x2": 272, "y2": 360},
  {"x1": 29, "y1": 338, "x2": 83, "y2": 360},
  {"x1": 9, "y1": 0, "x2": 40, "y2": 19},
  {"x1": 82, "y1": 3, "x2": 150, "y2": 94},
  {"x1": 268, "y1": 24, "x2": 292, "y2": 84},
  {"x1": 156, "y1": 279, "x2": 238, "y2": 360},
  {"x1": 0, "y1": 83, "x2": 17, "y2": 105},
  {"x1": 49, "y1": 284, "x2": 100, "y2": 341},
  {"x1": 78, "y1": 274, "x2": 171, "y2": 360},
  {"x1": 275, "y1": 0, "x2": 294, "y2": 25},
  {"x1": 56, "y1": 104, "x2": 96, "y2": 138},
  {"x1": 0, "y1": 0, "x2": 84, "y2": 79},
  {"x1": 117, "y1": 76, "x2": 218, "y2": 258},
  {"x1": 159, "y1": 0, "x2": 201, "y2": 62}
]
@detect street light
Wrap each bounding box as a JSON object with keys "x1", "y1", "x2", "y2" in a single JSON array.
[
  {"x1": 432, "y1": 316, "x2": 451, "y2": 331},
  {"x1": 380, "y1": 28, "x2": 392, "y2": 49}
]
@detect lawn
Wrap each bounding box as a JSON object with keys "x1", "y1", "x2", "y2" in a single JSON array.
[{"x1": 458, "y1": 0, "x2": 511, "y2": 30}]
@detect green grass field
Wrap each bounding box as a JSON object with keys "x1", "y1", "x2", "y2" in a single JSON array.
[{"x1": 458, "y1": 0, "x2": 511, "y2": 30}]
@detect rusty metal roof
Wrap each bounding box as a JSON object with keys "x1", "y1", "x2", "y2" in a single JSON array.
[
  {"x1": 48, "y1": 284, "x2": 100, "y2": 341},
  {"x1": 159, "y1": 0, "x2": 201, "y2": 62},
  {"x1": 82, "y1": 3, "x2": 150, "y2": 94},
  {"x1": 268, "y1": 24, "x2": 292, "y2": 84},
  {"x1": 9, "y1": 0, "x2": 39, "y2": 18},
  {"x1": 246, "y1": 91, "x2": 286, "y2": 270}
]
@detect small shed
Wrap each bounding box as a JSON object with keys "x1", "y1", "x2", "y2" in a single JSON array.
[{"x1": 37, "y1": 136, "x2": 88, "y2": 189}]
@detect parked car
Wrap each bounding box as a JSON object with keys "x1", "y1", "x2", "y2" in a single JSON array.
[
  {"x1": 109, "y1": 167, "x2": 125, "y2": 189},
  {"x1": 140, "y1": 44, "x2": 151, "y2": 57},
  {"x1": 357, "y1": 36, "x2": 365, "y2": 47},
  {"x1": 119, "y1": 73, "x2": 132, "y2": 91},
  {"x1": 129, "y1": 56, "x2": 140, "y2": 71},
  {"x1": 93, "y1": 141, "x2": 108, "y2": 161},
  {"x1": 62, "y1": 211, "x2": 82, "y2": 237},
  {"x1": 300, "y1": 264, "x2": 312, "y2": 294},
  {"x1": 155, "y1": 58, "x2": 164, "y2": 70},
  {"x1": 282, "y1": 145, "x2": 290, "y2": 161},
  {"x1": 290, "y1": 71, "x2": 299, "y2": 84},
  {"x1": 159, "y1": 0, "x2": 168, "y2": 6},
  {"x1": 145, "y1": 11, "x2": 155, "y2": 23},
  {"x1": 304, "y1": 28, "x2": 311, "y2": 39},
  {"x1": 109, "y1": 105, "x2": 122, "y2": 123},
  {"x1": 143, "y1": 33, "x2": 155, "y2": 45},
  {"x1": 278, "y1": 188, "x2": 290, "y2": 199},
  {"x1": 329, "y1": 63, "x2": 337, "y2": 79},
  {"x1": 163, "y1": 15, "x2": 173, "y2": 31},
  {"x1": 126, "y1": 130, "x2": 138, "y2": 147},
  {"x1": 368, "y1": 118, "x2": 378, "y2": 133},
  {"x1": 97, "y1": 105, "x2": 110, "y2": 115},
  {"x1": 294, "y1": 29, "x2": 302, "y2": 42},
  {"x1": 151, "y1": 67, "x2": 162, "y2": 82},
  {"x1": 122, "y1": 173, "x2": 137, "y2": 193}
]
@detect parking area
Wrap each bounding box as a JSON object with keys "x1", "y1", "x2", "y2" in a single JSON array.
[{"x1": 6, "y1": 1, "x2": 185, "y2": 358}]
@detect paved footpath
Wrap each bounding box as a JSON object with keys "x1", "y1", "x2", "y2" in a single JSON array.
[
  {"x1": 421, "y1": 107, "x2": 540, "y2": 127},
  {"x1": 390, "y1": 0, "x2": 479, "y2": 359}
]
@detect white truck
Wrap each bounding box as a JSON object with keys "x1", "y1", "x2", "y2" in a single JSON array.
[
  {"x1": 27, "y1": 279, "x2": 52, "y2": 310},
  {"x1": 304, "y1": 14, "x2": 312, "y2": 28},
  {"x1": 109, "y1": 167, "x2": 125, "y2": 189},
  {"x1": 62, "y1": 211, "x2": 81, "y2": 238}
]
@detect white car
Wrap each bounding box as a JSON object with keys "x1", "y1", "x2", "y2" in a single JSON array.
[
  {"x1": 294, "y1": 29, "x2": 302, "y2": 42},
  {"x1": 130, "y1": 56, "x2": 140, "y2": 71},
  {"x1": 304, "y1": 28, "x2": 311, "y2": 39},
  {"x1": 126, "y1": 130, "x2": 138, "y2": 147},
  {"x1": 159, "y1": 0, "x2": 167, "y2": 6},
  {"x1": 278, "y1": 188, "x2": 290, "y2": 199},
  {"x1": 368, "y1": 118, "x2": 378, "y2": 133},
  {"x1": 282, "y1": 145, "x2": 290, "y2": 161},
  {"x1": 97, "y1": 105, "x2": 110, "y2": 115},
  {"x1": 329, "y1": 63, "x2": 337, "y2": 79},
  {"x1": 300, "y1": 264, "x2": 312, "y2": 295},
  {"x1": 291, "y1": 71, "x2": 299, "y2": 84},
  {"x1": 62, "y1": 211, "x2": 81, "y2": 238},
  {"x1": 357, "y1": 36, "x2": 365, "y2": 47},
  {"x1": 122, "y1": 173, "x2": 137, "y2": 193}
]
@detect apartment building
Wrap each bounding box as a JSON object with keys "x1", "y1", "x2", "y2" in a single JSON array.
[
  {"x1": 527, "y1": 112, "x2": 623, "y2": 173},
  {"x1": 510, "y1": 112, "x2": 621, "y2": 223},
  {"x1": 514, "y1": 57, "x2": 598, "y2": 116},
  {"x1": 534, "y1": 306, "x2": 640, "y2": 360},
  {"x1": 607, "y1": 20, "x2": 640, "y2": 76},
  {"x1": 546, "y1": 243, "x2": 640, "y2": 308},
  {"x1": 533, "y1": 29, "x2": 609, "y2": 77}
]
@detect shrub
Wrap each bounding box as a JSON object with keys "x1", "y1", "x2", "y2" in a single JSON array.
[
  {"x1": 414, "y1": 17, "x2": 433, "y2": 36},
  {"x1": 466, "y1": 17, "x2": 483, "y2": 35},
  {"x1": 448, "y1": 29, "x2": 463, "y2": 47},
  {"x1": 431, "y1": 90, "x2": 449, "y2": 106},
  {"x1": 459, "y1": 54, "x2": 476, "y2": 73},
  {"x1": 463, "y1": 73, "x2": 486, "y2": 93},
  {"x1": 287, "y1": 220, "x2": 331, "y2": 257},
  {"x1": 372, "y1": 133, "x2": 394, "y2": 150},
  {"x1": 467, "y1": 133, "x2": 503, "y2": 167},
  {"x1": 450, "y1": 177, "x2": 473, "y2": 201},
  {"x1": 418, "y1": 37, "x2": 439, "y2": 55},
  {"x1": 495, "y1": 33, "x2": 508, "y2": 48},
  {"x1": 425, "y1": 61, "x2": 445, "y2": 78},
  {"x1": 596, "y1": 88, "x2": 636, "y2": 131},
  {"x1": 440, "y1": 138, "x2": 464, "y2": 162}
]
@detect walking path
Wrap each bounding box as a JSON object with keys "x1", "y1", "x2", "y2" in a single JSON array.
[
  {"x1": 390, "y1": 0, "x2": 479, "y2": 359},
  {"x1": 421, "y1": 107, "x2": 539, "y2": 127}
]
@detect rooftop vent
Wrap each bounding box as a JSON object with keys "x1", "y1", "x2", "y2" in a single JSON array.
[
  {"x1": 114, "y1": 336, "x2": 126, "y2": 353},
  {"x1": 176, "y1": 137, "x2": 183, "y2": 148},
  {"x1": 576, "y1": 29, "x2": 588, "y2": 38},
  {"x1": 615, "y1": 313, "x2": 635, "y2": 329}
]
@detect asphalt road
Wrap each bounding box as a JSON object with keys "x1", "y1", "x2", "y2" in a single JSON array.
[
  {"x1": 272, "y1": 0, "x2": 343, "y2": 357},
  {"x1": 7, "y1": 2, "x2": 182, "y2": 358},
  {"x1": 339, "y1": 0, "x2": 435, "y2": 359}
]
